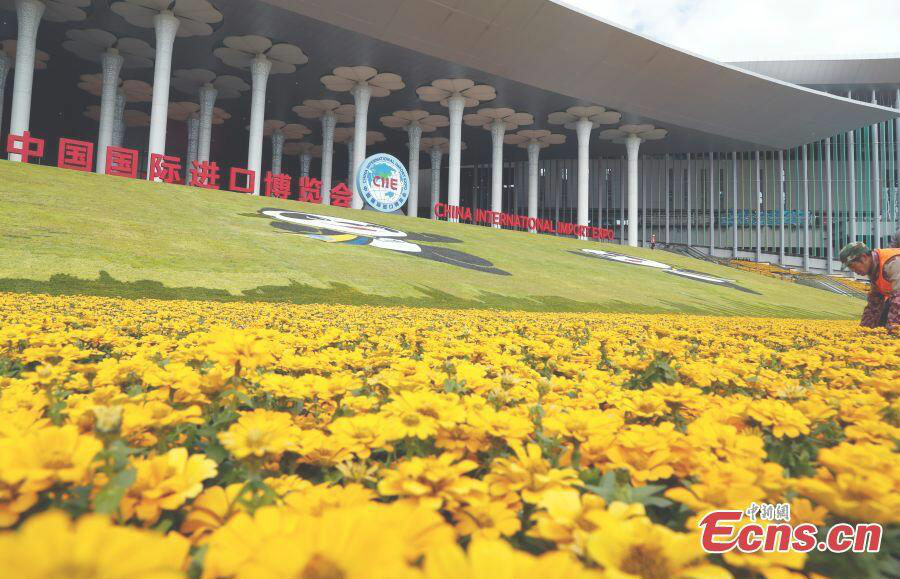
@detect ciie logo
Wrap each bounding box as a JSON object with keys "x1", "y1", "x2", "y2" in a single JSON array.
[
  {"x1": 357, "y1": 153, "x2": 410, "y2": 213},
  {"x1": 699, "y1": 505, "x2": 882, "y2": 554}
]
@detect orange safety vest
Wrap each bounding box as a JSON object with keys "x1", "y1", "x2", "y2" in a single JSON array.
[{"x1": 872, "y1": 248, "x2": 900, "y2": 297}]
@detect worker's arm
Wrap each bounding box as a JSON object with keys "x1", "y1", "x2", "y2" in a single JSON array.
[{"x1": 860, "y1": 290, "x2": 885, "y2": 328}]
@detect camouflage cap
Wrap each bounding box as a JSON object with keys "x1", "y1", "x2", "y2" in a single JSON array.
[{"x1": 839, "y1": 241, "x2": 870, "y2": 266}]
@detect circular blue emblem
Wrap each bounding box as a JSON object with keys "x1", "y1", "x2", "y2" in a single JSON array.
[{"x1": 356, "y1": 153, "x2": 410, "y2": 213}]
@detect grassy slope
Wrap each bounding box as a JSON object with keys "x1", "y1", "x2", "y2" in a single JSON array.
[{"x1": 0, "y1": 161, "x2": 861, "y2": 318}]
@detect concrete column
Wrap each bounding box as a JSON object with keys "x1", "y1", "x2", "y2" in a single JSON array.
[
  {"x1": 527, "y1": 141, "x2": 540, "y2": 232},
  {"x1": 825, "y1": 137, "x2": 834, "y2": 273},
  {"x1": 709, "y1": 152, "x2": 715, "y2": 253},
  {"x1": 0, "y1": 53, "x2": 11, "y2": 145},
  {"x1": 300, "y1": 152, "x2": 311, "y2": 178},
  {"x1": 625, "y1": 134, "x2": 641, "y2": 247},
  {"x1": 896, "y1": 89, "x2": 900, "y2": 238},
  {"x1": 575, "y1": 118, "x2": 592, "y2": 237},
  {"x1": 271, "y1": 129, "x2": 284, "y2": 175},
  {"x1": 686, "y1": 154, "x2": 692, "y2": 247},
  {"x1": 802, "y1": 144, "x2": 810, "y2": 271},
  {"x1": 350, "y1": 82, "x2": 372, "y2": 209},
  {"x1": 619, "y1": 157, "x2": 625, "y2": 243},
  {"x1": 247, "y1": 55, "x2": 271, "y2": 195},
  {"x1": 185, "y1": 113, "x2": 198, "y2": 184},
  {"x1": 489, "y1": 119, "x2": 505, "y2": 226},
  {"x1": 346, "y1": 140, "x2": 354, "y2": 187},
  {"x1": 320, "y1": 112, "x2": 335, "y2": 205},
  {"x1": 641, "y1": 156, "x2": 647, "y2": 245},
  {"x1": 848, "y1": 128, "x2": 857, "y2": 243},
  {"x1": 407, "y1": 123, "x2": 422, "y2": 217},
  {"x1": 96, "y1": 49, "x2": 124, "y2": 173},
  {"x1": 8, "y1": 0, "x2": 45, "y2": 162},
  {"x1": 430, "y1": 146, "x2": 442, "y2": 219},
  {"x1": 147, "y1": 11, "x2": 179, "y2": 176},
  {"x1": 871, "y1": 91, "x2": 882, "y2": 248},
  {"x1": 755, "y1": 150, "x2": 761, "y2": 261},
  {"x1": 112, "y1": 90, "x2": 126, "y2": 147},
  {"x1": 664, "y1": 154, "x2": 670, "y2": 244},
  {"x1": 778, "y1": 150, "x2": 785, "y2": 264},
  {"x1": 732, "y1": 151, "x2": 738, "y2": 258},
  {"x1": 197, "y1": 83, "x2": 217, "y2": 163},
  {"x1": 447, "y1": 95, "x2": 465, "y2": 218}
]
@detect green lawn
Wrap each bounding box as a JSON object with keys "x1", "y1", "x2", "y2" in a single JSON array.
[{"x1": 0, "y1": 161, "x2": 862, "y2": 318}]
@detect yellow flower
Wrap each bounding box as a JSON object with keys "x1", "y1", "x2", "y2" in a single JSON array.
[
  {"x1": 204, "y1": 503, "x2": 451, "y2": 579},
  {"x1": 218, "y1": 409, "x2": 298, "y2": 459},
  {"x1": 586, "y1": 518, "x2": 731, "y2": 579},
  {"x1": 2, "y1": 425, "x2": 102, "y2": 488},
  {"x1": 747, "y1": 400, "x2": 811, "y2": 438},
  {"x1": 0, "y1": 511, "x2": 189, "y2": 579},
  {"x1": 180, "y1": 484, "x2": 245, "y2": 543},
  {"x1": 424, "y1": 537, "x2": 598, "y2": 579},
  {"x1": 120, "y1": 448, "x2": 217, "y2": 524},
  {"x1": 454, "y1": 498, "x2": 521, "y2": 539},
  {"x1": 485, "y1": 443, "x2": 579, "y2": 504},
  {"x1": 329, "y1": 412, "x2": 401, "y2": 458},
  {"x1": 377, "y1": 453, "x2": 481, "y2": 510},
  {"x1": 606, "y1": 423, "x2": 691, "y2": 483}
]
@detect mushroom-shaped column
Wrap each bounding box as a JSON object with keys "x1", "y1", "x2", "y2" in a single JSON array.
[
  {"x1": 284, "y1": 142, "x2": 321, "y2": 178},
  {"x1": 215, "y1": 34, "x2": 307, "y2": 194},
  {"x1": 505, "y1": 130, "x2": 566, "y2": 231},
  {"x1": 599, "y1": 124, "x2": 668, "y2": 247},
  {"x1": 6, "y1": 0, "x2": 86, "y2": 160},
  {"x1": 464, "y1": 108, "x2": 534, "y2": 222},
  {"x1": 173, "y1": 68, "x2": 248, "y2": 164},
  {"x1": 261, "y1": 121, "x2": 309, "y2": 175},
  {"x1": 419, "y1": 137, "x2": 464, "y2": 219},
  {"x1": 0, "y1": 51, "x2": 8, "y2": 139},
  {"x1": 63, "y1": 29, "x2": 154, "y2": 172},
  {"x1": 86, "y1": 104, "x2": 149, "y2": 145},
  {"x1": 293, "y1": 99, "x2": 354, "y2": 205},
  {"x1": 381, "y1": 110, "x2": 449, "y2": 217},
  {"x1": 79, "y1": 74, "x2": 153, "y2": 154},
  {"x1": 321, "y1": 67, "x2": 405, "y2": 209},
  {"x1": 0, "y1": 39, "x2": 50, "y2": 151},
  {"x1": 112, "y1": 89, "x2": 127, "y2": 146},
  {"x1": 548, "y1": 106, "x2": 621, "y2": 236},
  {"x1": 417, "y1": 79, "x2": 496, "y2": 218},
  {"x1": 335, "y1": 127, "x2": 385, "y2": 188},
  {"x1": 185, "y1": 113, "x2": 198, "y2": 181},
  {"x1": 168, "y1": 101, "x2": 198, "y2": 175},
  {"x1": 111, "y1": 0, "x2": 221, "y2": 176}
]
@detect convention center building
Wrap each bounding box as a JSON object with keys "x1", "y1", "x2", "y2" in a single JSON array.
[{"x1": 1, "y1": 0, "x2": 898, "y2": 272}]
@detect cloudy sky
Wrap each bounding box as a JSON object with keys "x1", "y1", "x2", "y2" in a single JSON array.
[{"x1": 561, "y1": 0, "x2": 900, "y2": 62}]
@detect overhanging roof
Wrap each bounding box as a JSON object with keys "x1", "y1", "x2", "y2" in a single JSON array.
[
  {"x1": 729, "y1": 57, "x2": 900, "y2": 96},
  {"x1": 260, "y1": 0, "x2": 899, "y2": 150}
]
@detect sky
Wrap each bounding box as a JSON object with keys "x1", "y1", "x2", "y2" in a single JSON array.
[{"x1": 561, "y1": 0, "x2": 900, "y2": 62}]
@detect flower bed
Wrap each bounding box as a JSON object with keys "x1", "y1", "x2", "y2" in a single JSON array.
[{"x1": 0, "y1": 293, "x2": 898, "y2": 578}]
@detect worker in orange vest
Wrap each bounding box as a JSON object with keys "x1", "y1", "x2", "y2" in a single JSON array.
[
  {"x1": 650, "y1": 233, "x2": 657, "y2": 250},
  {"x1": 840, "y1": 242, "x2": 900, "y2": 333}
]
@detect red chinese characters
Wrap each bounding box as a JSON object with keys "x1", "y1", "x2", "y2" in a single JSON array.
[
  {"x1": 190, "y1": 161, "x2": 222, "y2": 189},
  {"x1": 229, "y1": 168, "x2": 256, "y2": 194},
  {"x1": 298, "y1": 177, "x2": 322, "y2": 204},
  {"x1": 57, "y1": 138, "x2": 94, "y2": 172},
  {"x1": 149, "y1": 154, "x2": 183, "y2": 184},
  {"x1": 330, "y1": 182, "x2": 352, "y2": 208},
  {"x1": 6, "y1": 132, "x2": 45, "y2": 163},
  {"x1": 105, "y1": 146, "x2": 139, "y2": 179},
  {"x1": 264, "y1": 172, "x2": 292, "y2": 199}
]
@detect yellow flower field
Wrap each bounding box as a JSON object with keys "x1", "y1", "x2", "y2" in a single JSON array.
[{"x1": 0, "y1": 292, "x2": 899, "y2": 579}]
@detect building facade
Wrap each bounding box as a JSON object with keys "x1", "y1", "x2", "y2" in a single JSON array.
[{"x1": 1, "y1": 0, "x2": 898, "y2": 272}]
